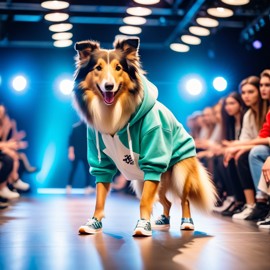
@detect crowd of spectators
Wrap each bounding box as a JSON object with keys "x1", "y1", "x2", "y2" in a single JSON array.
[
  {"x1": 188, "y1": 69, "x2": 270, "y2": 229},
  {"x1": 0, "y1": 104, "x2": 34, "y2": 209}
]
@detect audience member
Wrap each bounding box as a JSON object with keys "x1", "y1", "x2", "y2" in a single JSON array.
[{"x1": 66, "y1": 120, "x2": 96, "y2": 194}]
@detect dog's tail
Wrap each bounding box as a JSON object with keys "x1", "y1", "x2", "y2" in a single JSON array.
[{"x1": 170, "y1": 157, "x2": 218, "y2": 212}]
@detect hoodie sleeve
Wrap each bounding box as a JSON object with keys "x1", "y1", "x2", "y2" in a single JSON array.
[
  {"x1": 139, "y1": 126, "x2": 172, "y2": 181},
  {"x1": 87, "y1": 128, "x2": 118, "y2": 183}
]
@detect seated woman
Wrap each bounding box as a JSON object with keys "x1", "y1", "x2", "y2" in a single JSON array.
[
  {"x1": 0, "y1": 105, "x2": 30, "y2": 193},
  {"x1": 223, "y1": 70, "x2": 270, "y2": 220}
]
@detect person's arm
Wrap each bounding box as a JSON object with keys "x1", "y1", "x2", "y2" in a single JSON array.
[
  {"x1": 68, "y1": 146, "x2": 75, "y2": 161},
  {"x1": 223, "y1": 137, "x2": 269, "y2": 147},
  {"x1": 262, "y1": 157, "x2": 270, "y2": 183}
]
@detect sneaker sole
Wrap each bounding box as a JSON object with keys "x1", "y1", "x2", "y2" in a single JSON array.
[
  {"x1": 258, "y1": 225, "x2": 270, "y2": 229},
  {"x1": 151, "y1": 224, "x2": 170, "y2": 230},
  {"x1": 78, "y1": 226, "x2": 102, "y2": 234},
  {"x1": 133, "y1": 228, "x2": 152, "y2": 237},
  {"x1": 257, "y1": 218, "x2": 270, "y2": 225},
  {"x1": 232, "y1": 214, "x2": 252, "y2": 220},
  {"x1": 180, "y1": 223, "x2": 194, "y2": 230}
]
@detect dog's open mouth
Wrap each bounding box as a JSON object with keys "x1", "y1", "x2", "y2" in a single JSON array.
[{"x1": 97, "y1": 83, "x2": 122, "y2": 105}]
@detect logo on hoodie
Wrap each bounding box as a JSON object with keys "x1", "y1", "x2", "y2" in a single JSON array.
[{"x1": 123, "y1": 155, "x2": 134, "y2": 165}]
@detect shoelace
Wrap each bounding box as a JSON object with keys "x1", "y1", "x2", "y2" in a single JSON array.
[
  {"x1": 156, "y1": 215, "x2": 169, "y2": 225},
  {"x1": 86, "y1": 218, "x2": 101, "y2": 229},
  {"x1": 137, "y1": 219, "x2": 151, "y2": 230}
]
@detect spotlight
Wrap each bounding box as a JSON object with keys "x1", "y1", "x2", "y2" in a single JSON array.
[
  {"x1": 59, "y1": 79, "x2": 73, "y2": 95},
  {"x1": 213, "y1": 77, "x2": 227, "y2": 91},
  {"x1": 252, "y1": 40, "x2": 262, "y2": 49},
  {"x1": 12, "y1": 75, "x2": 27, "y2": 92},
  {"x1": 123, "y1": 16, "x2": 147, "y2": 25},
  {"x1": 41, "y1": 1, "x2": 70, "y2": 10},
  {"x1": 119, "y1": 26, "x2": 142, "y2": 35},
  {"x1": 170, "y1": 43, "x2": 190, "y2": 52},
  {"x1": 126, "y1": 7, "x2": 152, "y2": 16},
  {"x1": 134, "y1": 0, "x2": 160, "y2": 4},
  {"x1": 185, "y1": 78, "x2": 203, "y2": 96}
]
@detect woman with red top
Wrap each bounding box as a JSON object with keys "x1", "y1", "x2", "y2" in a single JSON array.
[{"x1": 222, "y1": 70, "x2": 270, "y2": 222}]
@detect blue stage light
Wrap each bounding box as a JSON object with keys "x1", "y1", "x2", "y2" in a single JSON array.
[
  {"x1": 213, "y1": 77, "x2": 227, "y2": 91},
  {"x1": 12, "y1": 75, "x2": 27, "y2": 92},
  {"x1": 59, "y1": 78, "x2": 73, "y2": 95},
  {"x1": 185, "y1": 78, "x2": 203, "y2": 96},
  {"x1": 252, "y1": 40, "x2": 262, "y2": 49}
]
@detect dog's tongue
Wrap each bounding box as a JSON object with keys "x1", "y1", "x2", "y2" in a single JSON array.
[{"x1": 104, "y1": 92, "x2": 114, "y2": 104}]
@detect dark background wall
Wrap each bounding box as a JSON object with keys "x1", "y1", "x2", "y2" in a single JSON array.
[{"x1": 0, "y1": 28, "x2": 269, "y2": 189}]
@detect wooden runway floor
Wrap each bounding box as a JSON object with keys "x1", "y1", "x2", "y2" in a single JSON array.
[{"x1": 0, "y1": 192, "x2": 269, "y2": 270}]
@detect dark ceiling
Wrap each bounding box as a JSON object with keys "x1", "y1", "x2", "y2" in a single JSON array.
[{"x1": 0, "y1": 0, "x2": 269, "y2": 50}]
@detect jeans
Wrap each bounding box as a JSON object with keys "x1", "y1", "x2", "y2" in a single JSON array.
[{"x1": 249, "y1": 145, "x2": 270, "y2": 199}]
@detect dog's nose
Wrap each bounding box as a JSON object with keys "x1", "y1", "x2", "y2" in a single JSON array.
[{"x1": 105, "y1": 83, "x2": 114, "y2": 91}]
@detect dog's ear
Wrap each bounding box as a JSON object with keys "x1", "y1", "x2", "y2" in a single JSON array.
[
  {"x1": 74, "y1": 40, "x2": 100, "y2": 61},
  {"x1": 114, "y1": 38, "x2": 140, "y2": 61}
]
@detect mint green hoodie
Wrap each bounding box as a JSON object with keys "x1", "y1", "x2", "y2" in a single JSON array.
[{"x1": 87, "y1": 76, "x2": 196, "y2": 183}]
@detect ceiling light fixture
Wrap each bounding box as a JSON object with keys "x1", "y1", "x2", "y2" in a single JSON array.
[
  {"x1": 41, "y1": 1, "x2": 70, "y2": 10},
  {"x1": 54, "y1": 39, "x2": 73, "y2": 47},
  {"x1": 44, "y1": 12, "x2": 69, "y2": 22},
  {"x1": 52, "y1": 32, "x2": 73, "y2": 40},
  {"x1": 126, "y1": 7, "x2": 152, "y2": 16},
  {"x1": 207, "y1": 7, "x2": 234, "y2": 18},
  {"x1": 189, "y1": 26, "x2": 210, "y2": 36},
  {"x1": 123, "y1": 16, "x2": 147, "y2": 25},
  {"x1": 170, "y1": 43, "x2": 190, "y2": 52},
  {"x1": 252, "y1": 40, "x2": 262, "y2": 49},
  {"x1": 221, "y1": 0, "x2": 250, "y2": 5},
  {"x1": 196, "y1": 17, "x2": 219, "y2": 27},
  {"x1": 181, "y1": 35, "x2": 201, "y2": 45},
  {"x1": 49, "y1": 23, "x2": 73, "y2": 32},
  {"x1": 119, "y1": 26, "x2": 142, "y2": 35},
  {"x1": 133, "y1": 0, "x2": 160, "y2": 5}
]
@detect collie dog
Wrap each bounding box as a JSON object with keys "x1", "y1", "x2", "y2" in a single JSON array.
[{"x1": 72, "y1": 37, "x2": 217, "y2": 236}]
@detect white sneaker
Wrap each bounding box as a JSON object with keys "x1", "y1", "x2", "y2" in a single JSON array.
[
  {"x1": 257, "y1": 211, "x2": 270, "y2": 225},
  {"x1": 0, "y1": 186, "x2": 20, "y2": 199},
  {"x1": 232, "y1": 204, "x2": 255, "y2": 220},
  {"x1": 133, "y1": 219, "x2": 152, "y2": 236},
  {"x1": 13, "y1": 179, "x2": 30, "y2": 191},
  {"x1": 213, "y1": 196, "x2": 234, "y2": 213}
]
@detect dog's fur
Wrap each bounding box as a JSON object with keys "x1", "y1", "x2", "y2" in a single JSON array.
[{"x1": 73, "y1": 38, "x2": 217, "y2": 231}]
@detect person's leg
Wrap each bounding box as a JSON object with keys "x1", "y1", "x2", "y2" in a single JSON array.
[
  {"x1": 232, "y1": 151, "x2": 257, "y2": 219},
  {"x1": 212, "y1": 155, "x2": 235, "y2": 212},
  {"x1": 249, "y1": 145, "x2": 270, "y2": 199},
  {"x1": 246, "y1": 146, "x2": 270, "y2": 220},
  {"x1": 236, "y1": 151, "x2": 256, "y2": 204},
  {"x1": 221, "y1": 160, "x2": 245, "y2": 217},
  {"x1": 0, "y1": 154, "x2": 20, "y2": 199},
  {"x1": 67, "y1": 159, "x2": 79, "y2": 186},
  {"x1": 0, "y1": 154, "x2": 14, "y2": 185}
]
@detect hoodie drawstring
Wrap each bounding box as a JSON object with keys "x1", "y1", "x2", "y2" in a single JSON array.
[
  {"x1": 95, "y1": 130, "x2": 101, "y2": 163},
  {"x1": 127, "y1": 123, "x2": 135, "y2": 162},
  {"x1": 95, "y1": 124, "x2": 134, "y2": 164}
]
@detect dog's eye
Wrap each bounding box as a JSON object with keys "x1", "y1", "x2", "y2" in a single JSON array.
[
  {"x1": 115, "y1": 65, "x2": 121, "y2": 71},
  {"x1": 96, "y1": 65, "x2": 102, "y2": 71}
]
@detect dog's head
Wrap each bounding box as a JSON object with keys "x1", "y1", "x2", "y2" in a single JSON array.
[
  {"x1": 73, "y1": 37, "x2": 144, "y2": 134},
  {"x1": 74, "y1": 38, "x2": 143, "y2": 104}
]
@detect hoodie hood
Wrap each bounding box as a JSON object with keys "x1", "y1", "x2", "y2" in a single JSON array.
[{"x1": 125, "y1": 75, "x2": 158, "y2": 128}]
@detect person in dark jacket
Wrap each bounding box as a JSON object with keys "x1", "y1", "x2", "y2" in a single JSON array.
[{"x1": 66, "y1": 121, "x2": 95, "y2": 194}]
